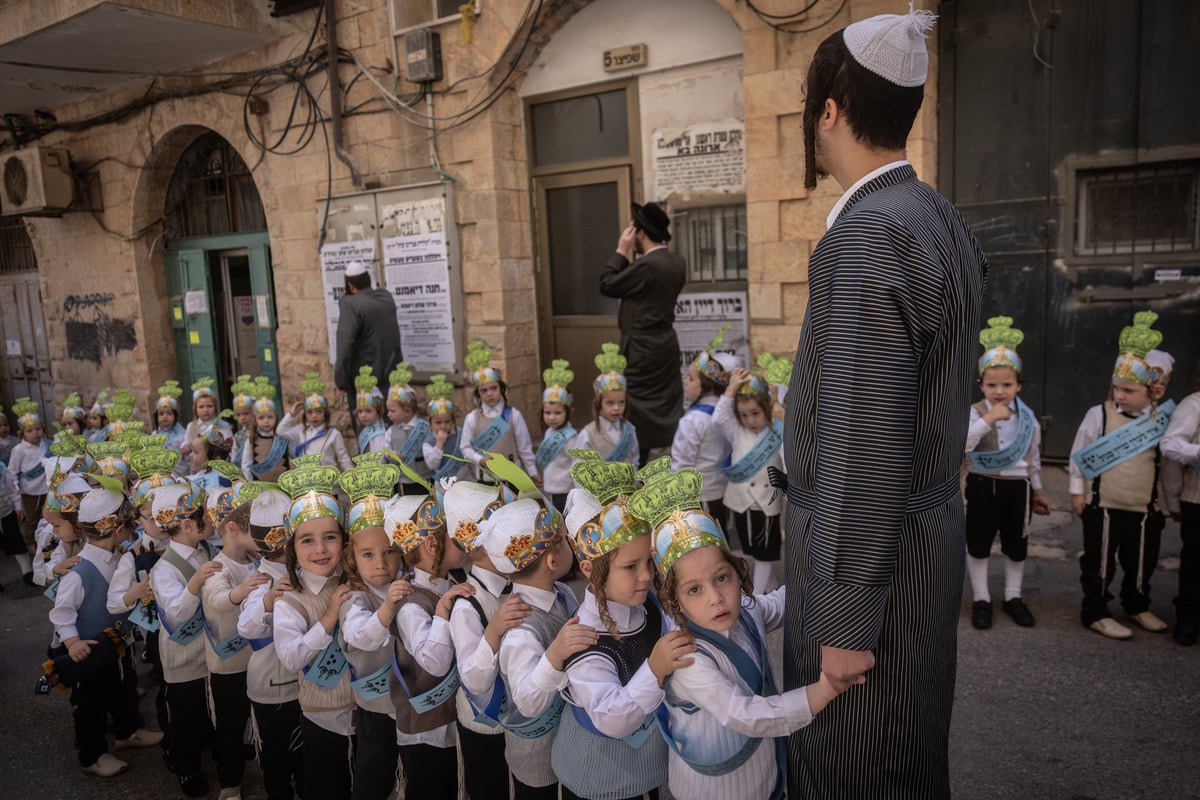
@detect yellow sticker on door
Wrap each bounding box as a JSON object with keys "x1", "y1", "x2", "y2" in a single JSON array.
[
  {"x1": 173, "y1": 306, "x2": 183, "y2": 321},
  {"x1": 263, "y1": 348, "x2": 273, "y2": 362},
  {"x1": 189, "y1": 330, "x2": 200, "y2": 345}
]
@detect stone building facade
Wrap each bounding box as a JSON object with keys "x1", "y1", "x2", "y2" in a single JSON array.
[{"x1": 0, "y1": 0, "x2": 937, "y2": 434}]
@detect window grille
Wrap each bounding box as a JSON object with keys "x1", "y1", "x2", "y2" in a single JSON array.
[
  {"x1": 0, "y1": 217, "x2": 36, "y2": 274},
  {"x1": 1075, "y1": 160, "x2": 1199, "y2": 256},
  {"x1": 674, "y1": 205, "x2": 747, "y2": 283},
  {"x1": 164, "y1": 132, "x2": 266, "y2": 239}
]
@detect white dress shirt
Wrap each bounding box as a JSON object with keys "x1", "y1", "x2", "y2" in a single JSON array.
[
  {"x1": 236, "y1": 557, "x2": 288, "y2": 640},
  {"x1": 448, "y1": 568, "x2": 509, "y2": 698},
  {"x1": 497, "y1": 582, "x2": 570, "y2": 718},
  {"x1": 964, "y1": 399, "x2": 1044, "y2": 489},
  {"x1": 273, "y1": 569, "x2": 355, "y2": 735},
  {"x1": 460, "y1": 401, "x2": 539, "y2": 477},
  {"x1": 713, "y1": 396, "x2": 784, "y2": 515},
  {"x1": 671, "y1": 395, "x2": 731, "y2": 501},
  {"x1": 574, "y1": 419, "x2": 640, "y2": 467},
  {"x1": 395, "y1": 569, "x2": 457, "y2": 748},
  {"x1": 49, "y1": 543, "x2": 122, "y2": 641},
  {"x1": 563, "y1": 590, "x2": 669, "y2": 739},
  {"x1": 277, "y1": 413, "x2": 353, "y2": 470},
  {"x1": 539, "y1": 427, "x2": 581, "y2": 494},
  {"x1": 1162, "y1": 392, "x2": 1200, "y2": 506},
  {"x1": 665, "y1": 588, "x2": 812, "y2": 800},
  {"x1": 152, "y1": 540, "x2": 207, "y2": 628},
  {"x1": 9, "y1": 439, "x2": 49, "y2": 496}
]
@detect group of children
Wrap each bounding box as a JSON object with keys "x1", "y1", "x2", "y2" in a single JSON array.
[
  {"x1": 18, "y1": 330, "x2": 847, "y2": 800},
  {"x1": 962, "y1": 310, "x2": 1198, "y2": 646}
]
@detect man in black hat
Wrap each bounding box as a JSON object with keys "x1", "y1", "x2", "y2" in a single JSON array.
[{"x1": 599, "y1": 201, "x2": 687, "y2": 464}]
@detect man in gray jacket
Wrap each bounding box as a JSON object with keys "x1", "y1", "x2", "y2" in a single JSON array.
[{"x1": 334, "y1": 261, "x2": 402, "y2": 409}]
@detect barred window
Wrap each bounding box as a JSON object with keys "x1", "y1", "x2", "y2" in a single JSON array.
[
  {"x1": 164, "y1": 132, "x2": 266, "y2": 239},
  {"x1": 1075, "y1": 160, "x2": 1199, "y2": 256},
  {"x1": 0, "y1": 216, "x2": 36, "y2": 274},
  {"x1": 674, "y1": 205, "x2": 747, "y2": 283}
]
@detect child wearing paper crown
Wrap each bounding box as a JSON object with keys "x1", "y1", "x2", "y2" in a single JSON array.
[
  {"x1": 714, "y1": 365, "x2": 786, "y2": 595},
  {"x1": 228, "y1": 375, "x2": 256, "y2": 469},
  {"x1": 461, "y1": 340, "x2": 540, "y2": 485},
  {"x1": 444, "y1": 478, "x2": 531, "y2": 800},
  {"x1": 236, "y1": 486, "x2": 307, "y2": 800},
  {"x1": 153, "y1": 381, "x2": 187, "y2": 446},
  {"x1": 537, "y1": 359, "x2": 580, "y2": 511},
  {"x1": 550, "y1": 456, "x2": 695, "y2": 800},
  {"x1": 1162, "y1": 358, "x2": 1200, "y2": 646},
  {"x1": 274, "y1": 455, "x2": 356, "y2": 800},
  {"x1": 626, "y1": 469, "x2": 843, "y2": 800},
  {"x1": 59, "y1": 392, "x2": 86, "y2": 436},
  {"x1": 388, "y1": 362, "x2": 433, "y2": 493},
  {"x1": 575, "y1": 344, "x2": 640, "y2": 468},
  {"x1": 1069, "y1": 311, "x2": 1179, "y2": 640},
  {"x1": 334, "y1": 457, "x2": 411, "y2": 800},
  {"x1": 182, "y1": 377, "x2": 231, "y2": 461},
  {"x1": 383, "y1": 483, "x2": 474, "y2": 800},
  {"x1": 673, "y1": 325, "x2": 735, "y2": 532},
  {"x1": 201, "y1": 479, "x2": 265, "y2": 800},
  {"x1": 150, "y1": 481, "x2": 219, "y2": 796},
  {"x1": 353, "y1": 366, "x2": 390, "y2": 458},
  {"x1": 10, "y1": 397, "x2": 49, "y2": 582},
  {"x1": 48, "y1": 481, "x2": 163, "y2": 779},
  {"x1": 85, "y1": 391, "x2": 110, "y2": 444},
  {"x1": 423, "y1": 374, "x2": 472, "y2": 483},
  {"x1": 483, "y1": 490, "x2": 595, "y2": 800},
  {"x1": 963, "y1": 317, "x2": 1051, "y2": 631},
  {"x1": 280, "y1": 372, "x2": 353, "y2": 471},
  {"x1": 242, "y1": 377, "x2": 291, "y2": 482}
]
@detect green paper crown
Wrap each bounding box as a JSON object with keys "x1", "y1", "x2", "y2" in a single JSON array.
[
  {"x1": 635, "y1": 455, "x2": 673, "y2": 485},
  {"x1": 88, "y1": 440, "x2": 128, "y2": 460},
  {"x1": 129, "y1": 447, "x2": 180, "y2": 478},
  {"x1": 757, "y1": 353, "x2": 793, "y2": 387},
  {"x1": 49, "y1": 432, "x2": 89, "y2": 458},
  {"x1": 1117, "y1": 310, "x2": 1163, "y2": 359},
  {"x1": 354, "y1": 366, "x2": 379, "y2": 394},
  {"x1": 626, "y1": 468, "x2": 704, "y2": 529},
  {"x1": 593, "y1": 343, "x2": 626, "y2": 377},
  {"x1": 571, "y1": 459, "x2": 638, "y2": 505},
  {"x1": 237, "y1": 481, "x2": 269, "y2": 503},
  {"x1": 192, "y1": 377, "x2": 215, "y2": 394},
  {"x1": 543, "y1": 360, "x2": 574, "y2": 390},
  {"x1": 389, "y1": 362, "x2": 414, "y2": 389},
  {"x1": 300, "y1": 372, "x2": 326, "y2": 397},
  {"x1": 157, "y1": 380, "x2": 183, "y2": 401},
  {"x1": 108, "y1": 390, "x2": 137, "y2": 420},
  {"x1": 568, "y1": 448, "x2": 600, "y2": 462},
  {"x1": 140, "y1": 434, "x2": 168, "y2": 450},
  {"x1": 93, "y1": 388, "x2": 110, "y2": 407},
  {"x1": 426, "y1": 374, "x2": 454, "y2": 402},
  {"x1": 278, "y1": 454, "x2": 342, "y2": 500},
  {"x1": 114, "y1": 424, "x2": 146, "y2": 445},
  {"x1": 12, "y1": 396, "x2": 39, "y2": 419},
  {"x1": 705, "y1": 321, "x2": 732, "y2": 352},
  {"x1": 979, "y1": 316, "x2": 1024, "y2": 353},
  {"x1": 253, "y1": 376, "x2": 276, "y2": 401},
  {"x1": 231, "y1": 374, "x2": 255, "y2": 397},
  {"x1": 464, "y1": 340, "x2": 493, "y2": 372},
  {"x1": 206, "y1": 460, "x2": 247, "y2": 484},
  {"x1": 62, "y1": 391, "x2": 82, "y2": 410},
  {"x1": 338, "y1": 459, "x2": 400, "y2": 504}
]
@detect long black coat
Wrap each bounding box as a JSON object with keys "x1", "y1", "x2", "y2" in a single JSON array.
[
  {"x1": 783, "y1": 165, "x2": 987, "y2": 798},
  {"x1": 599, "y1": 246, "x2": 687, "y2": 450},
  {"x1": 334, "y1": 287, "x2": 403, "y2": 397}
]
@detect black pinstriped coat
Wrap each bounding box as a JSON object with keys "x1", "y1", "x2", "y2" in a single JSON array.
[{"x1": 783, "y1": 164, "x2": 987, "y2": 799}]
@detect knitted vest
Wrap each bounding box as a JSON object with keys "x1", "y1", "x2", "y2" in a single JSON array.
[
  {"x1": 967, "y1": 400, "x2": 1034, "y2": 479},
  {"x1": 455, "y1": 573, "x2": 505, "y2": 734},
  {"x1": 589, "y1": 421, "x2": 617, "y2": 460},
  {"x1": 202, "y1": 557, "x2": 253, "y2": 675},
  {"x1": 1090, "y1": 401, "x2": 1159, "y2": 513},
  {"x1": 503, "y1": 588, "x2": 572, "y2": 788},
  {"x1": 553, "y1": 599, "x2": 668, "y2": 799},
  {"x1": 72, "y1": 559, "x2": 122, "y2": 640},
  {"x1": 153, "y1": 544, "x2": 210, "y2": 684},
  {"x1": 340, "y1": 589, "x2": 395, "y2": 716},
  {"x1": 279, "y1": 577, "x2": 355, "y2": 713},
  {"x1": 391, "y1": 585, "x2": 457, "y2": 734}
]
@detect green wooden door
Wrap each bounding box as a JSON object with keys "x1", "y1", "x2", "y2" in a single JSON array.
[
  {"x1": 247, "y1": 243, "x2": 279, "y2": 387},
  {"x1": 164, "y1": 248, "x2": 220, "y2": 418}
]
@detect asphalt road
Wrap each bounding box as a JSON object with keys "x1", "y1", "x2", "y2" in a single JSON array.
[{"x1": 0, "y1": 465, "x2": 1195, "y2": 799}]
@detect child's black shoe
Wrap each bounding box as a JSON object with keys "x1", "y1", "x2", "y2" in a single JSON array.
[
  {"x1": 1002, "y1": 597, "x2": 1035, "y2": 627},
  {"x1": 971, "y1": 600, "x2": 992, "y2": 629}
]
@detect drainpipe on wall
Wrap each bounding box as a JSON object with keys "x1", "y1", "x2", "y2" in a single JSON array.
[{"x1": 326, "y1": 0, "x2": 362, "y2": 187}]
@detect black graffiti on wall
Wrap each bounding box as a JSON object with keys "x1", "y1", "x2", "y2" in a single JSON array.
[{"x1": 64, "y1": 293, "x2": 136, "y2": 367}]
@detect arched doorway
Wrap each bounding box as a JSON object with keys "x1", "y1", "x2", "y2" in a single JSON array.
[{"x1": 162, "y1": 131, "x2": 278, "y2": 412}]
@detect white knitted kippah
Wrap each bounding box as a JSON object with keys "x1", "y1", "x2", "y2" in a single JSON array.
[
  {"x1": 250, "y1": 487, "x2": 290, "y2": 527},
  {"x1": 564, "y1": 487, "x2": 603, "y2": 540},
  {"x1": 843, "y1": 4, "x2": 936, "y2": 87}
]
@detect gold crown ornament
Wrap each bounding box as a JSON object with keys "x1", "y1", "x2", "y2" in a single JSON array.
[
  {"x1": 230, "y1": 375, "x2": 256, "y2": 411},
  {"x1": 156, "y1": 380, "x2": 184, "y2": 411},
  {"x1": 978, "y1": 316, "x2": 1024, "y2": 374},
  {"x1": 542, "y1": 359, "x2": 574, "y2": 407},
  {"x1": 1113, "y1": 310, "x2": 1165, "y2": 386},
  {"x1": 388, "y1": 362, "x2": 417, "y2": 405},
  {"x1": 426, "y1": 374, "x2": 456, "y2": 418},
  {"x1": 593, "y1": 343, "x2": 627, "y2": 395},
  {"x1": 13, "y1": 396, "x2": 42, "y2": 431},
  {"x1": 339, "y1": 453, "x2": 401, "y2": 535},
  {"x1": 465, "y1": 340, "x2": 501, "y2": 386},
  {"x1": 354, "y1": 366, "x2": 383, "y2": 408},
  {"x1": 626, "y1": 468, "x2": 726, "y2": 575},
  {"x1": 278, "y1": 454, "x2": 344, "y2": 532},
  {"x1": 300, "y1": 372, "x2": 328, "y2": 411},
  {"x1": 191, "y1": 377, "x2": 217, "y2": 402}
]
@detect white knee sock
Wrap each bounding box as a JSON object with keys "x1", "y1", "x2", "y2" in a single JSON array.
[
  {"x1": 14, "y1": 553, "x2": 32, "y2": 573},
  {"x1": 967, "y1": 556, "x2": 990, "y2": 602},
  {"x1": 1004, "y1": 558, "x2": 1025, "y2": 601},
  {"x1": 753, "y1": 559, "x2": 774, "y2": 595}
]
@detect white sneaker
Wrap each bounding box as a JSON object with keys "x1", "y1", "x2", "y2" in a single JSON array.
[
  {"x1": 1089, "y1": 618, "x2": 1133, "y2": 640},
  {"x1": 218, "y1": 788, "x2": 242, "y2": 800},
  {"x1": 1131, "y1": 611, "x2": 1168, "y2": 632},
  {"x1": 114, "y1": 728, "x2": 164, "y2": 749},
  {"x1": 81, "y1": 753, "x2": 128, "y2": 778}
]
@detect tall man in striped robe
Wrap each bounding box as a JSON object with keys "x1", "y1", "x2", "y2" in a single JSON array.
[{"x1": 783, "y1": 9, "x2": 987, "y2": 798}]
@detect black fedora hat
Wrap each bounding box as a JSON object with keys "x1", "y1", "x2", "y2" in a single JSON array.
[{"x1": 631, "y1": 201, "x2": 671, "y2": 243}]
